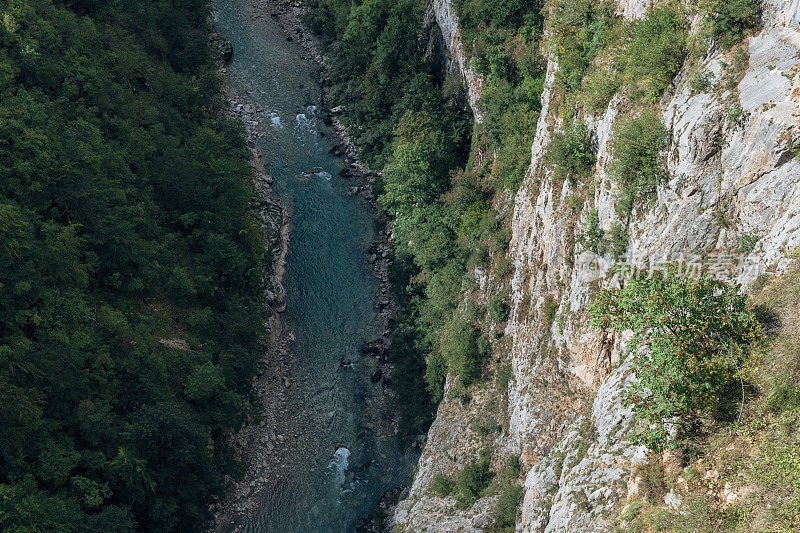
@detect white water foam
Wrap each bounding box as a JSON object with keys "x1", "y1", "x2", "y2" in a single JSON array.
[
  {"x1": 295, "y1": 105, "x2": 318, "y2": 135},
  {"x1": 269, "y1": 112, "x2": 282, "y2": 129},
  {"x1": 329, "y1": 447, "x2": 350, "y2": 492}
]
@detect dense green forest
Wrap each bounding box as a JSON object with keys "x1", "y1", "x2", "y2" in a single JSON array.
[{"x1": 0, "y1": 0, "x2": 272, "y2": 530}]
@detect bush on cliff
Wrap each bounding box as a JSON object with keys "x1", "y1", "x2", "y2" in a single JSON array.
[
  {"x1": 709, "y1": 0, "x2": 762, "y2": 48},
  {"x1": 622, "y1": 4, "x2": 688, "y2": 102},
  {"x1": 492, "y1": 483, "x2": 524, "y2": 531},
  {"x1": 589, "y1": 267, "x2": 759, "y2": 449},
  {"x1": 455, "y1": 454, "x2": 493, "y2": 507},
  {"x1": 440, "y1": 317, "x2": 489, "y2": 388},
  {"x1": 546, "y1": 119, "x2": 596, "y2": 185},
  {"x1": 550, "y1": 0, "x2": 616, "y2": 98},
  {"x1": 610, "y1": 111, "x2": 669, "y2": 216}
]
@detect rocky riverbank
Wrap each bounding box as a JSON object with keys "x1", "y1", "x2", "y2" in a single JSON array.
[{"x1": 209, "y1": 27, "x2": 295, "y2": 530}]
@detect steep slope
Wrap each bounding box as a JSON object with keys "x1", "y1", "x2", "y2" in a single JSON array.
[
  {"x1": 431, "y1": 0, "x2": 485, "y2": 121},
  {"x1": 394, "y1": 0, "x2": 800, "y2": 531}
]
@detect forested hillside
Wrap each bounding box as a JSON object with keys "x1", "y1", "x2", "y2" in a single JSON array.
[{"x1": 0, "y1": 0, "x2": 272, "y2": 530}]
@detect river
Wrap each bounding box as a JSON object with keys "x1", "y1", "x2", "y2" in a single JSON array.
[{"x1": 211, "y1": 0, "x2": 416, "y2": 531}]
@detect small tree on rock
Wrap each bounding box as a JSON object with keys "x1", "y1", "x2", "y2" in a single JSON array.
[{"x1": 589, "y1": 266, "x2": 759, "y2": 449}]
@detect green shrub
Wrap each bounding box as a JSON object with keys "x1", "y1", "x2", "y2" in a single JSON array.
[
  {"x1": 739, "y1": 231, "x2": 761, "y2": 253},
  {"x1": 489, "y1": 291, "x2": 511, "y2": 322},
  {"x1": 425, "y1": 350, "x2": 449, "y2": 403},
  {"x1": 440, "y1": 317, "x2": 488, "y2": 388},
  {"x1": 423, "y1": 259, "x2": 468, "y2": 331},
  {"x1": 579, "y1": 208, "x2": 605, "y2": 254},
  {"x1": 489, "y1": 102, "x2": 541, "y2": 192},
  {"x1": 455, "y1": 0, "x2": 541, "y2": 31},
  {"x1": 565, "y1": 193, "x2": 586, "y2": 215},
  {"x1": 542, "y1": 294, "x2": 558, "y2": 331},
  {"x1": 430, "y1": 474, "x2": 455, "y2": 497},
  {"x1": 622, "y1": 4, "x2": 688, "y2": 102},
  {"x1": 580, "y1": 66, "x2": 622, "y2": 113},
  {"x1": 550, "y1": 0, "x2": 616, "y2": 96},
  {"x1": 611, "y1": 111, "x2": 669, "y2": 216},
  {"x1": 496, "y1": 362, "x2": 513, "y2": 393},
  {"x1": 492, "y1": 483, "x2": 524, "y2": 531},
  {"x1": 381, "y1": 110, "x2": 469, "y2": 218},
  {"x1": 727, "y1": 101, "x2": 746, "y2": 125},
  {"x1": 606, "y1": 221, "x2": 628, "y2": 258},
  {"x1": 688, "y1": 68, "x2": 711, "y2": 94},
  {"x1": 387, "y1": 321, "x2": 437, "y2": 437},
  {"x1": 552, "y1": 0, "x2": 688, "y2": 108},
  {"x1": 455, "y1": 455, "x2": 494, "y2": 507},
  {"x1": 589, "y1": 267, "x2": 760, "y2": 449},
  {"x1": 709, "y1": 0, "x2": 761, "y2": 48},
  {"x1": 504, "y1": 455, "x2": 521, "y2": 479},
  {"x1": 547, "y1": 120, "x2": 596, "y2": 185},
  {"x1": 492, "y1": 226, "x2": 513, "y2": 253},
  {"x1": 474, "y1": 416, "x2": 502, "y2": 436},
  {"x1": 482, "y1": 65, "x2": 544, "y2": 192}
]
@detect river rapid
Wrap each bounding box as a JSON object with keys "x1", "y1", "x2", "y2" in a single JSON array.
[{"x1": 211, "y1": 0, "x2": 417, "y2": 531}]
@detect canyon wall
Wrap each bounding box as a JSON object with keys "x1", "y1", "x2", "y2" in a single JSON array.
[
  {"x1": 395, "y1": 0, "x2": 800, "y2": 530},
  {"x1": 430, "y1": 0, "x2": 485, "y2": 122},
  {"x1": 513, "y1": 0, "x2": 800, "y2": 527}
]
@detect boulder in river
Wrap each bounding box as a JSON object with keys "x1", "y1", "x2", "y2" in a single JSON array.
[
  {"x1": 361, "y1": 339, "x2": 384, "y2": 356},
  {"x1": 370, "y1": 369, "x2": 382, "y2": 383}
]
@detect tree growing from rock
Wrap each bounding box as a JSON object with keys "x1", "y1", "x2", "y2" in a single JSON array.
[{"x1": 589, "y1": 267, "x2": 759, "y2": 449}]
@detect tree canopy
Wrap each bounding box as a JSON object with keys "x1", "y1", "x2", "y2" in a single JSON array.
[
  {"x1": 0, "y1": 0, "x2": 272, "y2": 529},
  {"x1": 590, "y1": 268, "x2": 759, "y2": 449}
]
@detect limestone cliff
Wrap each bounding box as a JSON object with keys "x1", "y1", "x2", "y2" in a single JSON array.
[
  {"x1": 513, "y1": 1, "x2": 799, "y2": 528},
  {"x1": 430, "y1": 0, "x2": 485, "y2": 122},
  {"x1": 394, "y1": 0, "x2": 800, "y2": 530}
]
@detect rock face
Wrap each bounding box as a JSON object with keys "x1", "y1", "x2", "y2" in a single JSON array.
[
  {"x1": 392, "y1": 374, "x2": 503, "y2": 532},
  {"x1": 513, "y1": 0, "x2": 800, "y2": 530},
  {"x1": 520, "y1": 359, "x2": 648, "y2": 533},
  {"x1": 430, "y1": 0, "x2": 484, "y2": 121},
  {"x1": 395, "y1": 0, "x2": 800, "y2": 530}
]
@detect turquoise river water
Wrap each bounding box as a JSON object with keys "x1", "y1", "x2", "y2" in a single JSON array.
[{"x1": 212, "y1": 0, "x2": 416, "y2": 531}]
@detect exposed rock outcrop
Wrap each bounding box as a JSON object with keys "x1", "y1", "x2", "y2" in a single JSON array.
[
  {"x1": 430, "y1": 0, "x2": 485, "y2": 121},
  {"x1": 513, "y1": 1, "x2": 799, "y2": 531}
]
